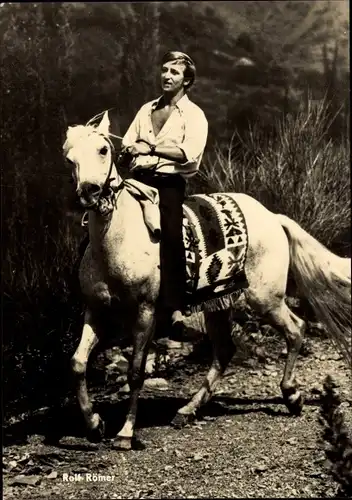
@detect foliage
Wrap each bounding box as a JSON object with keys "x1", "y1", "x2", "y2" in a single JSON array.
[{"x1": 319, "y1": 375, "x2": 352, "y2": 497}]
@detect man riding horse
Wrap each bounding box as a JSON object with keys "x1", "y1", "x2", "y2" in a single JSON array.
[
  {"x1": 63, "y1": 78, "x2": 351, "y2": 450},
  {"x1": 120, "y1": 51, "x2": 208, "y2": 336}
]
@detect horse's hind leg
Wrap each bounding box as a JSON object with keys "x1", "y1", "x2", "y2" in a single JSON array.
[
  {"x1": 71, "y1": 309, "x2": 105, "y2": 442},
  {"x1": 266, "y1": 300, "x2": 305, "y2": 415},
  {"x1": 172, "y1": 308, "x2": 235, "y2": 428}
]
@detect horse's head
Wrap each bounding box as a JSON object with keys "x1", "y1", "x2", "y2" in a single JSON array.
[{"x1": 63, "y1": 112, "x2": 120, "y2": 210}]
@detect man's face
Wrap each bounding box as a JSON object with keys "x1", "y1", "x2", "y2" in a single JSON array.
[{"x1": 160, "y1": 60, "x2": 188, "y2": 94}]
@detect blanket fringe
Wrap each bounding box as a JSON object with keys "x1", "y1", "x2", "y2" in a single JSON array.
[{"x1": 187, "y1": 289, "x2": 244, "y2": 314}]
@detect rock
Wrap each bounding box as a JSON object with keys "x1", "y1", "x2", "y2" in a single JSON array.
[
  {"x1": 311, "y1": 385, "x2": 322, "y2": 395},
  {"x1": 249, "y1": 370, "x2": 259, "y2": 375},
  {"x1": 105, "y1": 347, "x2": 130, "y2": 373},
  {"x1": 156, "y1": 339, "x2": 184, "y2": 349},
  {"x1": 106, "y1": 359, "x2": 129, "y2": 379},
  {"x1": 145, "y1": 353, "x2": 156, "y2": 375},
  {"x1": 243, "y1": 358, "x2": 256, "y2": 368},
  {"x1": 214, "y1": 388, "x2": 226, "y2": 395},
  {"x1": 116, "y1": 374, "x2": 128, "y2": 386},
  {"x1": 329, "y1": 352, "x2": 343, "y2": 361},
  {"x1": 9, "y1": 474, "x2": 41, "y2": 486},
  {"x1": 119, "y1": 383, "x2": 130, "y2": 394},
  {"x1": 27, "y1": 435, "x2": 44, "y2": 445},
  {"x1": 17, "y1": 453, "x2": 31, "y2": 464},
  {"x1": 155, "y1": 339, "x2": 193, "y2": 357},
  {"x1": 143, "y1": 378, "x2": 169, "y2": 390},
  {"x1": 255, "y1": 346, "x2": 267, "y2": 360},
  {"x1": 76, "y1": 467, "x2": 89, "y2": 473},
  {"x1": 47, "y1": 470, "x2": 58, "y2": 479},
  {"x1": 115, "y1": 356, "x2": 129, "y2": 373},
  {"x1": 8, "y1": 460, "x2": 18, "y2": 471},
  {"x1": 308, "y1": 471, "x2": 324, "y2": 478},
  {"x1": 254, "y1": 464, "x2": 268, "y2": 473},
  {"x1": 106, "y1": 362, "x2": 119, "y2": 377},
  {"x1": 105, "y1": 346, "x2": 123, "y2": 362},
  {"x1": 264, "y1": 364, "x2": 276, "y2": 371}
]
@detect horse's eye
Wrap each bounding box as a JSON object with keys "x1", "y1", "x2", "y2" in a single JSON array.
[{"x1": 99, "y1": 146, "x2": 108, "y2": 156}]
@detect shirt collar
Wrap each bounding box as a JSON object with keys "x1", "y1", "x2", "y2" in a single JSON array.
[{"x1": 151, "y1": 93, "x2": 190, "y2": 111}]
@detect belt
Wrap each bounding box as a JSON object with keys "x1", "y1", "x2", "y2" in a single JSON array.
[{"x1": 133, "y1": 170, "x2": 181, "y2": 180}]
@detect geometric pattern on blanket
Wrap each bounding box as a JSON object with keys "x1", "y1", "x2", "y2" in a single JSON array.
[{"x1": 182, "y1": 193, "x2": 249, "y2": 311}]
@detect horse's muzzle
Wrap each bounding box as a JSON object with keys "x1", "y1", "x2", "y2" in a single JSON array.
[{"x1": 77, "y1": 182, "x2": 102, "y2": 208}]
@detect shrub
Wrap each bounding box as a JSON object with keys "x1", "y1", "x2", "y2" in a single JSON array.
[{"x1": 319, "y1": 375, "x2": 352, "y2": 497}]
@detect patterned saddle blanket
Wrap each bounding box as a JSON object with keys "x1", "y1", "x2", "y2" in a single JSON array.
[
  {"x1": 78, "y1": 186, "x2": 249, "y2": 313},
  {"x1": 182, "y1": 193, "x2": 249, "y2": 311}
]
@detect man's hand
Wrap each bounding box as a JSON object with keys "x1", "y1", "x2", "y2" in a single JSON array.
[{"x1": 128, "y1": 141, "x2": 153, "y2": 156}]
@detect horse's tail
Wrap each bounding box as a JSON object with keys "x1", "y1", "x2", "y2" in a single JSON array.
[{"x1": 277, "y1": 214, "x2": 351, "y2": 366}]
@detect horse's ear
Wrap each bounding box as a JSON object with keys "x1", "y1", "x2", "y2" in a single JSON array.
[{"x1": 96, "y1": 111, "x2": 110, "y2": 135}]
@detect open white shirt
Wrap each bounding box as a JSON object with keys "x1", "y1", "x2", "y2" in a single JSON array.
[{"x1": 122, "y1": 94, "x2": 208, "y2": 179}]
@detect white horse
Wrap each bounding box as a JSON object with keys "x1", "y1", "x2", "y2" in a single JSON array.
[{"x1": 63, "y1": 111, "x2": 351, "y2": 450}]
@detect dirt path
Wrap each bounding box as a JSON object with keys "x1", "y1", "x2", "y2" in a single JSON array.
[{"x1": 3, "y1": 337, "x2": 351, "y2": 499}]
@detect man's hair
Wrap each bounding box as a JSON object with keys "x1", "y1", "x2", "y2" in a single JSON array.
[{"x1": 161, "y1": 51, "x2": 196, "y2": 90}]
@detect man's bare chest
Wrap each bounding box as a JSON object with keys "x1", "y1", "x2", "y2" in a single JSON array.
[{"x1": 151, "y1": 106, "x2": 175, "y2": 137}]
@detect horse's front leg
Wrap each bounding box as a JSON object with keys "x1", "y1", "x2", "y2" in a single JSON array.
[
  {"x1": 113, "y1": 302, "x2": 155, "y2": 450},
  {"x1": 71, "y1": 308, "x2": 105, "y2": 442}
]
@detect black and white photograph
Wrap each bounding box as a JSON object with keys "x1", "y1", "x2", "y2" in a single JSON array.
[{"x1": 2, "y1": 1, "x2": 351, "y2": 498}]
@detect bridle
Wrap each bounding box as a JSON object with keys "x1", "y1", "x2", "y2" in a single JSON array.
[
  {"x1": 80, "y1": 130, "x2": 125, "y2": 222},
  {"x1": 76, "y1": 110, "x2": 143, "y2": 223},
  {"x1": 99, "y1": 133, "x2": 118, "y2": 193},
  {"x1": 84, "y1": 109, "x2": 124, "y2": 194}
]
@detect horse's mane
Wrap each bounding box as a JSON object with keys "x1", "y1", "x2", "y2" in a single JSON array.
[
  {"x1": 63, "y1": 110, "x2": 121, "y2": 155},
  {"x1": 63, "y1": 125, "x2": 99, "y2": 155}
]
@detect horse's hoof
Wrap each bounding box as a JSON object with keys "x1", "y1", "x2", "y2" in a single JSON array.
[
  {"x1": 112, "y1": 436, "x2": 132, "y2": 450},
  {"x1": 284, "y1": 391, "x2": 304, "y2": 416},
  {"x1": 171, "y1": 412, "x2": 194, "y2": 429},
  {"x1": 87, "y1": 416, "x2": 105, "y2": 443}
]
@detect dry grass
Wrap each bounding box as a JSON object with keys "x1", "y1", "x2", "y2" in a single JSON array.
[{"x1": 198, "y1": 98, "x2": 350, "y2": 251}]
